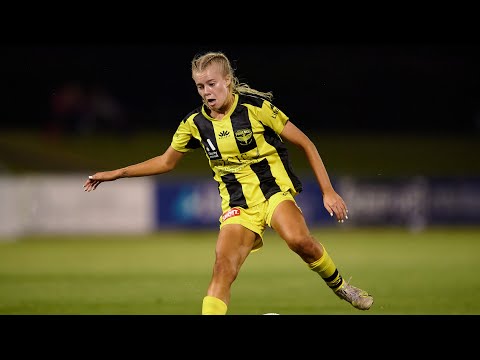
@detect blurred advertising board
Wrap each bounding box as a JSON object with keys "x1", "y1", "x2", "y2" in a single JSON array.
[{"x1": 154, "y1": 176, "x2": 480, "y2": 230}]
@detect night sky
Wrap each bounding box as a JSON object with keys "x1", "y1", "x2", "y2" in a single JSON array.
[{"x1": 2, "y1": 43, "x2": 480, "y2": 134}]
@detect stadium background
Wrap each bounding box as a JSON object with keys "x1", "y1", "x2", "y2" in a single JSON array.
[{"x1": 1, "y1": 43, "x2": 479, "y2": 314}]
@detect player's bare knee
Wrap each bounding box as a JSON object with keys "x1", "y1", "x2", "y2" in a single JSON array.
[
  {"x1": 213, "y1": 258, "x2": 239, "y2": 283},
  {"x1": 286, "y1": 234, "x2": 318, "y2": 257}
]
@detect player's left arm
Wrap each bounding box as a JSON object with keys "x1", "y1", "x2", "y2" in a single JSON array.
[{"x1": 280, "y1": 121, "x2": 348, "y2": 222}]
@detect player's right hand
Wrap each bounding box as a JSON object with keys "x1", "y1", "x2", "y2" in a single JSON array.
[{"x1": 83, "y1": 171, "x2": 119, "y2": 192}]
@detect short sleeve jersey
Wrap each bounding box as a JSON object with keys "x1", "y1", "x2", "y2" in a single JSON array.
[{"x1": 171, "y1": 93, "x2": 302, "y2": 212}]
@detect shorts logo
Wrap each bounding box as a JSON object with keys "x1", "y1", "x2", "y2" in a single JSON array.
[{"x1": 222, "y1": 207, "x2": 241, "y2": 221}]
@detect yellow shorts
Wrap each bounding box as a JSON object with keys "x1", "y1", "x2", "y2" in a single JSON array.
[{"x1": 218, "y1": 190, "x2": 298, "y2": 252}]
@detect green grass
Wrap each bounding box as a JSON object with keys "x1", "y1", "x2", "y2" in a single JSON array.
[{"x1": 1, "y1": 227, "x2": 479, "y2": 315}]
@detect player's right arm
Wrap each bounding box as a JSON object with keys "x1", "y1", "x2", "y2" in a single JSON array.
[{"x1": 83, "y1": 146, "x2": 185, "y2": 192}]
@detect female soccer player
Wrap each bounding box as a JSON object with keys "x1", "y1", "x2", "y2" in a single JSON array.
[{"x1": 83, "y1": 51, "x2": 373, "y2": 314}]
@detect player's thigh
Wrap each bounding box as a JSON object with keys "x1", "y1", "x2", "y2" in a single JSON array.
[
  {"x1": 270, "y1": 200, "x2": 309, "y2": 240},
  {"x1": 216, "y1": 224, "x2": 257, "y2": 267}
]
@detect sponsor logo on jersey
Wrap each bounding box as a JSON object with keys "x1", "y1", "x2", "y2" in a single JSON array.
[
  {"x1": 218, "y1": 130, "x2": 230, "y2": 138},
  {"x1": 222, "y1": 207, "x2": 241, "y2": 221},
  {"x1": 205, "y1": 138, "x2": 220, "y2": 159},
  {"x1": 270, "y1": 103, "x2": 279, "y2": 119},
  {"x1": 235, "y1": 128, "x2": 253, "y2": 145}
]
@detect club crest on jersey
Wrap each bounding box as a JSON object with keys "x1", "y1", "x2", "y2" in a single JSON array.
[
  {"x1": 222, "y1": 207, "x2": 241, "y2": 222},
  {"x1": 235, "y1": 128, "x2": 253, "y2": 146}
]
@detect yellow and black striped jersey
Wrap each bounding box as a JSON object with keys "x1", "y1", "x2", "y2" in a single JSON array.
[{"x1": 171, "y1": 93, "x2": 302, "y2": 212}]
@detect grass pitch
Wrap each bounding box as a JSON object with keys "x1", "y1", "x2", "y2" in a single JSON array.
[{"x1": 0, "y1": 227, "x2": 479, "y2": 315}]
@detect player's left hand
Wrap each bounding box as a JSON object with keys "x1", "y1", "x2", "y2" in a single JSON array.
[{"x1": 323, "y1": 190, "x2": 349, "y2": 223}]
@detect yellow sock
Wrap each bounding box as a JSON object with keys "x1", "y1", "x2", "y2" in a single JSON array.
[
  {"x1": 202, "y1": 295, "x2": 228, "y2": 315},
  {"x1": 308, "y1": 246, "x2": 344, "y2": 291}
]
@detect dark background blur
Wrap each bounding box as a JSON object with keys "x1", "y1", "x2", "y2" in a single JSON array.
[
  {"x1": 2, "y1": 43, "x2": 480, "y2": 135},
  {"x1": 1, "y1": 42, "x2": 480, "y2": 232}
]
